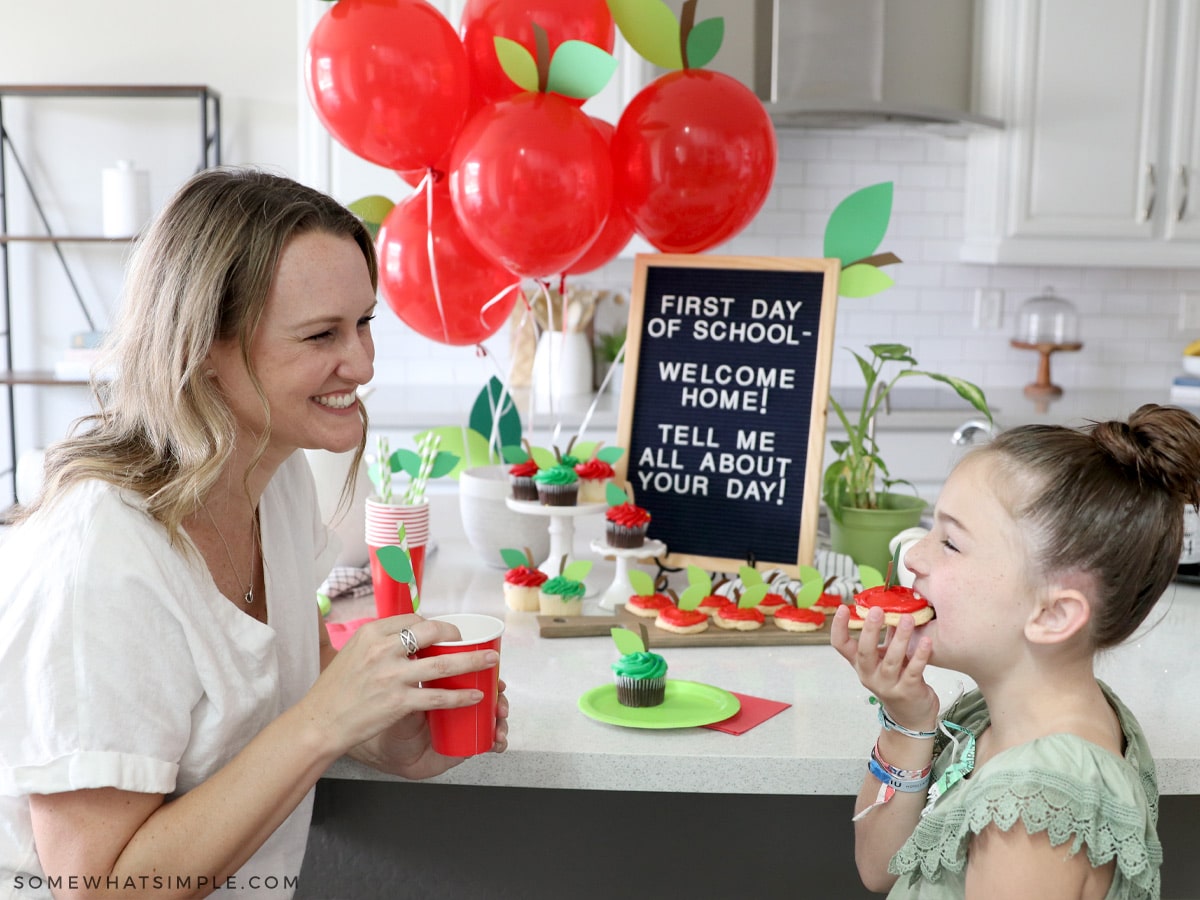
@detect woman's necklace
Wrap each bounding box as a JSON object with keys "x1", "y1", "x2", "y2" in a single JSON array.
[{"x1": 205, "y1": 505, "x2": 259, "y2": 605}]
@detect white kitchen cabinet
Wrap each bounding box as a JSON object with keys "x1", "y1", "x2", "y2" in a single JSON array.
[{"x1": 962, "y1": 0, "x2": 1200, "y2": 266}]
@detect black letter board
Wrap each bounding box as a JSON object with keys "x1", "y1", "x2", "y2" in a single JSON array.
[{"x1": 614, "y1": 254, "x2": 839, "y2": 575}]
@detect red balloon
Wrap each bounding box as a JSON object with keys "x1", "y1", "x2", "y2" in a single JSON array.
[
  {"x1": 306, "y1": 0, "x2": 471, "y2": 172},
  {"x1": 377, "y1": 181, "x2": 521, "y2": 345},
  {"x1": 613, "y1": 70, "x2": 777, "y2": 254},
  {"x1": 459, "y1": 0, "x2": 614, "y2": 107},
  {"x1": 449, "y1": 92, "x2": 612, "y2": 279},
  {"x1": 563, "y1": 118, "x2": 635, "y2": 275}
]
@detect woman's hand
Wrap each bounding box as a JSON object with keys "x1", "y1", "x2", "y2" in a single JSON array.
[
  {"x1": 304, "y1": 615, "x2": 502, "y2": 766},
  {"x1": 830, "y1": 605, "x2": 939, "y2": 733}
]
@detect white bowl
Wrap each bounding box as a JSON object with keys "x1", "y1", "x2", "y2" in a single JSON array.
[
  {"x1": 458, "y1": 465, "x2": 551, "y2": 569},
  {"x1": 1184, "y1": 355, "x2": 1200, "y2": 376}
]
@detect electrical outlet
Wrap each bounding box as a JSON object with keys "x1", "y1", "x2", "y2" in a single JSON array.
[
  {"x1": 1179, "y1": 292, "x2": 1200, "y2": 330},
  {"x1": 973, "y1": 288, "x2": 1004, "y2": 330}
]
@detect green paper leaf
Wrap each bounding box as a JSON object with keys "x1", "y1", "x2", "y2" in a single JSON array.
[
  {"x1": 823, "y1": 182, "x2": 894, "y2": 266},
  {"x1": 678, "y1": 584, "x2": 704, "y2": 610},
  {"x1": 494, "y1": 36, "x2": 539, "y2": 92},
  {"x1": 795, "y1": 579, "x2": 823, "y2": 608},
  {"x1": 685, "y1": 564, "x2": 710, "y2": 590},
  {"x1": 595, "y1": 445, "x2": 625, "y2": 464},
  {"x1": 501, "y1": 444, "x2": 529, "y2": 464},
  {"x1": 858, "y1": 565, "x2": 885, "y2": 589},
  {"x1": 391, "y1": 448, "x2": 422, "y2": 477},
  {"x1": 611, "y1": 626, "x2": 645, "y2": 655},
  {"x1": 546, "y1": 40, "x2": 618, "y2": 100},
  {"x1": 500, "y1": 548, "x2": 528, "y2": 569},
  {"x1": 572, "y1": 440, "x2": 599, "y2": 461},
  {"x1": 608, "y1": 0, "x2": 683, "y2": 70},
  {"x1": 468, "y1": 377, "x2": 523, "y2": 459},
  {"x1": 838, "y1": 264, "x2": 894, "y2": 299},
  {"x1": 628, "y1": 569, "x2": 654, "y2": 596},
  {"x1": 377, "y1": 545, "x2": 413, "y2": 583},
  {"x1": 737, "y1": 565, "x2": 763, "y2": 587},
  {"x1": 738, "y1": 583, "x2": 768, "y2": 608},
  {"x1": 428, "y1": 450, "x2": 461, "y2": 479},
  {"x1": 530, "y1": 445, "x2": 557, "y2": 470},
  {"x1": 798, "y1": 565, "x2": 823, "y2": 586},
  {"x1": 605, "y1": 482, "x2": 628, "y2": 506},
  {"x1": 563, "y1": 559, "x2": 593, "y2": 582},
  {"x1": 417, "y1": 426, "x2": 493, "y2": 478},
  {"x1": 346, "y1": 194, "x2": 394, "y2": 241},
  {"x1": 685, "y1": 16, "x2": 723, "y2": 69}
]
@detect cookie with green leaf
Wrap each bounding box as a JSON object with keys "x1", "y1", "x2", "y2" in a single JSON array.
[
  {"x1": 604, "y1": 483, "x2": 651, "y2": 547},
  {"x1": 624, "y1": 569, "x2": 675, "y2": 618},
  {"x1": 575, "y1": 443, "x2": 625, "y2": 503},
  {"x1": 537, "y1": 556, "x2": 592, "y2": 616},
  {"x1": 772, "y1": 568, "x2": 828, "y2": 633},
  {"x1": 500, "y1": 546, "x2": 549, "y2": 612},
  {"x1": 679, "y1": 564, "x2": 733, "y2": 619},
  {"x1": 711, "y1": 565, "x2": 768, "y2": 631},
  {"x1": 610, "y1": 626, "x2": 667, "y2": 708},
  {"x1": 736, "y1": 566, "x2": 788, "y2": 616},
  {"x1": 655, "y1": 568, "x2": 710, "y2": 634}
]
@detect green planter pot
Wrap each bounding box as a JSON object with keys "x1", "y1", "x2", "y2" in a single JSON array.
[{"x1": 829, "y1": 492, "x2": 927, "y2": 573}]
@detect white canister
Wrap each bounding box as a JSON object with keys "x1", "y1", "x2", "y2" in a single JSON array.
[{"x1": 101, "y1": 160, "x2": 150, "y2": 238}]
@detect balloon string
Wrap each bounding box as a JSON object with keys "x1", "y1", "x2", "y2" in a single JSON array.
[
  {"x1": 475, "y1": 344, "x2": 521, "y2": 463},
  {"x1": 575, "y1": 338, "x2": 624, "y2": 446},
  {"x1": 422, "y1": 174, "x2": 452, "y2": 345}
]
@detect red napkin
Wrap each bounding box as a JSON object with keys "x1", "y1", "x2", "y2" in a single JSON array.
[
  {"x1": 325, "y1": 616, "x2": 374, "y2": 650},
  {"x1": 703, "y1": 692, "x2": 791, "y2": 735}
]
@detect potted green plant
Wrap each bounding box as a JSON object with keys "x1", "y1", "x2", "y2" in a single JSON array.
[{"x1": 822, "y1": 343, "x2": 992, "y2": 570}]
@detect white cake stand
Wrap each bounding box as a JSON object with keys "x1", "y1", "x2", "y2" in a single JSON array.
[
  {"x1": 505, "y1": 498, "x2": 606, "y2": 596},
  {"x1": 589, "y1": 538, "x2": 668, "y2": 611}
]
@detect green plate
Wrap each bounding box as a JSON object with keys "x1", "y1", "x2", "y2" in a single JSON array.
[{"x1": 577, "y1": 679, "x2": 740, "y2": 729}]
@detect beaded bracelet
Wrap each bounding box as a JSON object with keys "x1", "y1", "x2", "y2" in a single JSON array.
[
  {"x1": 877, "y1": 704, "x2": 939, "y2": 740},
  {"x1": 852, "y1": 741, "x2": 933, "y2": 822}
]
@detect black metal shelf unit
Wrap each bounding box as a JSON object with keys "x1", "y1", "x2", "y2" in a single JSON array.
[{"x1": 0, "y1": 84, "x2": 221, "y2": 506}]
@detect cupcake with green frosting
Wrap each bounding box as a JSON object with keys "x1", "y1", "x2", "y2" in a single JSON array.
[
  {"x1": 610, "y1": 627, "x2": 667, "y2": 707},
  {"x1": 537, "y1": 558, "x2": 591, "y2": 616},
  {"x1": 534, "y1": 464, "x2": 579, "y2": 507}
]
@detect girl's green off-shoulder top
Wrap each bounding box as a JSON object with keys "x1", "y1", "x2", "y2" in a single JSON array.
[{"x1": 887, "y1": 682, "x2": 1161, "y2": 900}]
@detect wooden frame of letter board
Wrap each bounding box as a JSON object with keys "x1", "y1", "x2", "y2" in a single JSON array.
[{"x1": 614, "y1": 254, "x2": 840, "y2": 576}]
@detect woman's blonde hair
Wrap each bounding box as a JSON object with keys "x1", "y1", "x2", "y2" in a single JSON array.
[{"x1": 20, "y1": 168, "x2": 377, "y2": 543}]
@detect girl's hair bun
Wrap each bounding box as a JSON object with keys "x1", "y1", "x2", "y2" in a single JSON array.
[{"x1": 1090, "y1": 404, "x2": 1200, "y2": 508}]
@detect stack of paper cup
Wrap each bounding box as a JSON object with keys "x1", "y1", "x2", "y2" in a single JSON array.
[
  {"x1": 365, "y1": 498, "x2": 430, "y2": 618},
  {"x1": 101, "y1": 160, "x2": 150, "y2": 238}
]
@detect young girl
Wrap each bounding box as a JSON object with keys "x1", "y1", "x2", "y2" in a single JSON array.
[{"x1": 832, "y1": 403, "x2": 1200, "y2": 899}]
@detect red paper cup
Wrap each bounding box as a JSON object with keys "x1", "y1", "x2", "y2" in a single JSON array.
[
  {"x1": 417, "y1": 613, "x2": 504, "y2": 757},
  {"x1": 368, "y1": 543, "x2": 425, "y2": 617}
]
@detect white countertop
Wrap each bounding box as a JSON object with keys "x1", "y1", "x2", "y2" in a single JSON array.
[{"x1": 323, "y1": 493, "x2": 1200, "y2": 795}]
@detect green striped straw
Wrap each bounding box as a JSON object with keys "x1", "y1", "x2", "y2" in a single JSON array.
[
  {"x1": 396, "y1": 523, "x2": 419, "y2": 611},
  {"x1": 404, "y1": 432, "x2": 441, "y2": 504},
  {"x1": 377, "y1": 435, "x2": 392, "y2": 503}
]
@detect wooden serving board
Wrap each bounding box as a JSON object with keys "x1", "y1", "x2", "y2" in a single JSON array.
[{"x1": 536, "y1": 607, "x2": 832, "y2": 648}]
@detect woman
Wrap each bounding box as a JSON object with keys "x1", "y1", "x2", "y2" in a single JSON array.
[
  {"x1": 832, "y1": 404, "x2": 1200, "y2": 898},
  {"x1": 0, "y1": 168, "x2": 507, "y2": 897}
]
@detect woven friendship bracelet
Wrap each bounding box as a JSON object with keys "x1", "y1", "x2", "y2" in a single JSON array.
[
  {"x1": 877, "y1": 704, "x2": 939, "y2": 740},
  {"x1": 852, "y1": 742, "x2": 933, "y2": 822}
]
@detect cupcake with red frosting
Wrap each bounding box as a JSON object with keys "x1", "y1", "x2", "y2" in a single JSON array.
[
  {"x1": 500, "y1": 547, "x2": 548, "y2": 612},
  {"x1": 575, "y1": 445, "x2": 623, "y2": 504},
  {"x1": 506, "y1": 443, "x2": 541, "y2": 502},
  {"x1": 604, "y1": 484, "x2": 651, "y2": 548}
]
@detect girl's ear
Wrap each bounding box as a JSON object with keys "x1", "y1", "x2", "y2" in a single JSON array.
[{"x1": 1025, "y1": 586, "x2": 1092, "y2": 645}]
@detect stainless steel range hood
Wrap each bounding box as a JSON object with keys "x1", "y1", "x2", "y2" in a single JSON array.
[{"x1": 683, "y1": 0, "x2": 1002, "y2": 131}]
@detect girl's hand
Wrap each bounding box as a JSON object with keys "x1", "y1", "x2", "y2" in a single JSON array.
[
  {"x1": 303, "y1": 615, "x2": 500, "y2": 761},
  {"x1": 830, "y1": 605, "x2": 939, "y2": 732}
]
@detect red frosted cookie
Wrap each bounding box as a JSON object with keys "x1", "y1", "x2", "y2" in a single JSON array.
[
  {"x1": 774, "y1": 606, "x2": 826, "y2": 633},
  {"x1": 854, "y1": 585, "x2": 934, "y2": 627},
  {"x1": 655, "y1": 605, "x2": 709, "y2": 635}
]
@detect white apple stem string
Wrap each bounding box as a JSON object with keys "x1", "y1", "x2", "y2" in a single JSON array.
[{"x1": 377, "y1": 435, "x2": 392, "y2": 504}]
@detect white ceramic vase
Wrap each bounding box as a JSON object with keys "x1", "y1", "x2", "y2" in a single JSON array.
[
  {"x1": 532, "y1": 331, "x2": 593, "y2": 408},
  {"x1": 458, "y1": 464, "x2": 550, "y2": 569}
]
